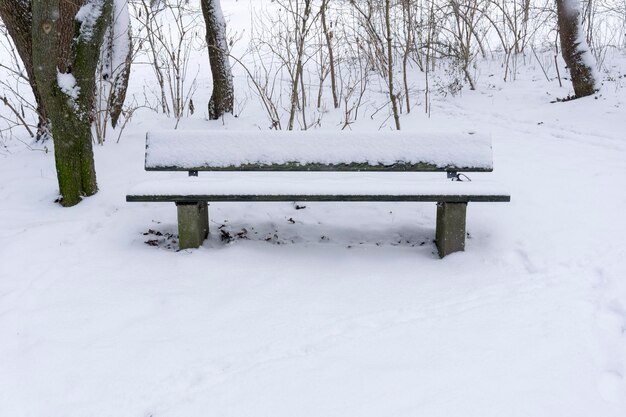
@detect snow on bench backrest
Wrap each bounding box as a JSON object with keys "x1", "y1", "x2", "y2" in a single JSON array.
[{"x1": 145, "y1": 130, "x2": 494, "y2": 172}]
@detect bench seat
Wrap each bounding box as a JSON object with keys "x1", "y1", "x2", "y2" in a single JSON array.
[
  {"x1": 127, "y1": 175, "x2": 510, "y2": 203},
  {"x1": 144, "y1": 130, "x2": 495, "y2": 172}
]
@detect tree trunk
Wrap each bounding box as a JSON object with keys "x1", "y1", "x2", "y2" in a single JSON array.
[
  {"x1": 32, "y1": 0, "x2": 112, "y2": 206},
  {"x1": 0, "y1": 0, "x2": 50, "y2": 140},
  {"x1": 287, "y1": 2, "x2": 308, "y2": 131},
  {"x1": 385, "y1": 0, "x2": 401, "y2": 130},
  {"x1": 99, "y1": 0, "x2": 132, "y2": 128},
  {"x1": 556, "y1": 0, "x2": 597, "y2": 98},
  {"x1": 201, "y1": 0, "x2": 234, "y2": 120},
  {"x1": 321, "y1": 0, "x2": 339, "y2": 109}
]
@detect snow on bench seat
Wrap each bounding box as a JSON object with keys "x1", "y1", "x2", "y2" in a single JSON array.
[
  {"x1": 145, "y1": 130, "x2": 494, "y2": 172},
  {"x1": 127, "y1": 174, "x2": 510, "y2": 203}
]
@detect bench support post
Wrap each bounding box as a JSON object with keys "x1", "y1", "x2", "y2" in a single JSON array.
[
  {"x1": 176, "y1": 202, "x2": 209, "y2": 249},
  {"x1": 436, "y1": 202, "x2": 467, "y2": 258}
]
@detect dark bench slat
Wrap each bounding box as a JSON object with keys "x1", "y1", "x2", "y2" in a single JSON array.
[{"x1": 126, "y1": 194, "x2": 510, "y2": 203}]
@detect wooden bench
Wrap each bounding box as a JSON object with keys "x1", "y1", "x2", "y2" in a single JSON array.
[{"x1": 126, "y1": 130, "x2": 510, "y2": 257}]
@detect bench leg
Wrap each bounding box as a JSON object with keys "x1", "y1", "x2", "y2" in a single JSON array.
[
  {"x1": 435, "y1": 202, "x2": 467, "y2": 258},
  {"x1": 176, "y1": 202, "x2": 209, "y2": 249}
]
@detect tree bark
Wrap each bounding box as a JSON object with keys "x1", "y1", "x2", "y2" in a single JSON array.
[
  {"x1": 100, "y1": 0, "x2": 132, "y2": 128},
  {"x1": 201, "y1": 0, "x2": 234, "y2": 120},
  {"x1": 33, "y1": 0, "x2": 112, "y2": 206},
  {"x1": 0, "y1": 0, "x2": 50, "y2": 140},
  {"x1": 385, "y1": 0, "x2": 401, "y2": 130},
  {"x1": 556, "y1": 0, "x2": 597, "y2": 98},
  {"x1": 321, "y1": 0, "x2": 339, "y2": 109}
]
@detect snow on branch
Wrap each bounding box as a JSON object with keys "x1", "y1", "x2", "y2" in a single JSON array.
[{"x1": 76, "y1": 0, "x2": 106, "y2": 41}]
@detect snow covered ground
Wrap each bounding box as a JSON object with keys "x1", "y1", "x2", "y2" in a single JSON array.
[{"x1": 1, "y1": 1, "x2": 626, "y2": 416}]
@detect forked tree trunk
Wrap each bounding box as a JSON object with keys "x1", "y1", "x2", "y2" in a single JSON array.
[
  {"x1": 0, "y1": 0, "x2": 50, "y2": 140},
  {"x1": 556, "y1": 0, "x2": 597, "y2": 98},
  {"x1": 201, "y1": 0, "x2": 234, "y2": 120},
  {"x1": 32, "y1": 0, "x2": 112, "y2": 206}
]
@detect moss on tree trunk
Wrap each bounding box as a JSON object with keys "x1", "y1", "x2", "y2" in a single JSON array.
[
  {"x1": 32, "y1": 0, "x2": 111, "y2": 206},
  {"x1": 48, "y1": 96, "x2": 98, "y2": 206}
]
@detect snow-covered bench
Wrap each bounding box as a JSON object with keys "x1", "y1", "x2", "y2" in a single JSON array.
[{"x1": 126, "y1": 130, "x2": 510, "y2": 257}]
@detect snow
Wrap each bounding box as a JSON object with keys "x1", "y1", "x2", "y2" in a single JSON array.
[
  {"x1": 127, "y1": 174, "x2": 509, "y2": 199},
  {"x1": 146, "y1": 130, "x2": 494, "y2": 170},
  {"x1": 563, "y1": 0, "x2": 600, "y2": 85},
  {"x1": 96, "y1": 0, "x2": 131, "y2": 130},
  {"x1": 100, "y1": 0, "x2": 131, "y2": 84},
  {"x1": 561, "y1": 0, "x2": 581, "y2": 18},
  {"x1": 56, "y1": 71, "x2": 80, "y2": 101},
  {"x1": 1, "y1": 1, "x2": 626, "y2": 416},
  {"x1": 205, "y1": 0, "x2": 234, "y2": 110},
  {"x1": 75, "y1": 0, "x2": 105, "y2": 42},
  {"x1": 208, "y1": 0, "x2": 228, "y2": 52}
]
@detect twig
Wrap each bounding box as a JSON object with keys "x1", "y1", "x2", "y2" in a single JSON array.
[
  {"x1": 531, "y1": 46, "x2": 551, "y2": 82},
  {"x1": 1, "y1": 96, "x2": 35, "y2": 138}
]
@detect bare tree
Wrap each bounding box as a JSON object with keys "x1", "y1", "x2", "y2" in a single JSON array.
[
  {"x1": 0, "y1": 23, "x2": 38, "y2": 138},
  {"x1": 321, "y1": 0, "x2": 339, "y2": 109},
  {"x1": 201, "y1": 0, "x2": 233, "y2": 119},
  {"x1": 99, "y1": 0, "x2": 132, "y2": 128},
  {"x1": 400, "y1": 0, "x2": 415, "y2": 113},
  {"x1": 0, "y1": 0, "x2": 49, "y2": 140},
  {"x1": 556, "y1": 0, "x2": 597, "y2": 97},
  {"x1": 385, "y1": 0, "x2": 401, "y2": 129},
  {"x1": 348, "y1": 0, "x2": 401, "y2": 129},
  {"x1": 132, "y1": 0, "x2": 202, "y2": 122},
  {"x1": 94, "y1": 0, "x2": 133, "y2": 144}
]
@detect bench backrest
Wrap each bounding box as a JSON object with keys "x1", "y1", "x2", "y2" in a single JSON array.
[{"x1": 145, "y1": 130, "x2": 494, "y2": 172}]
